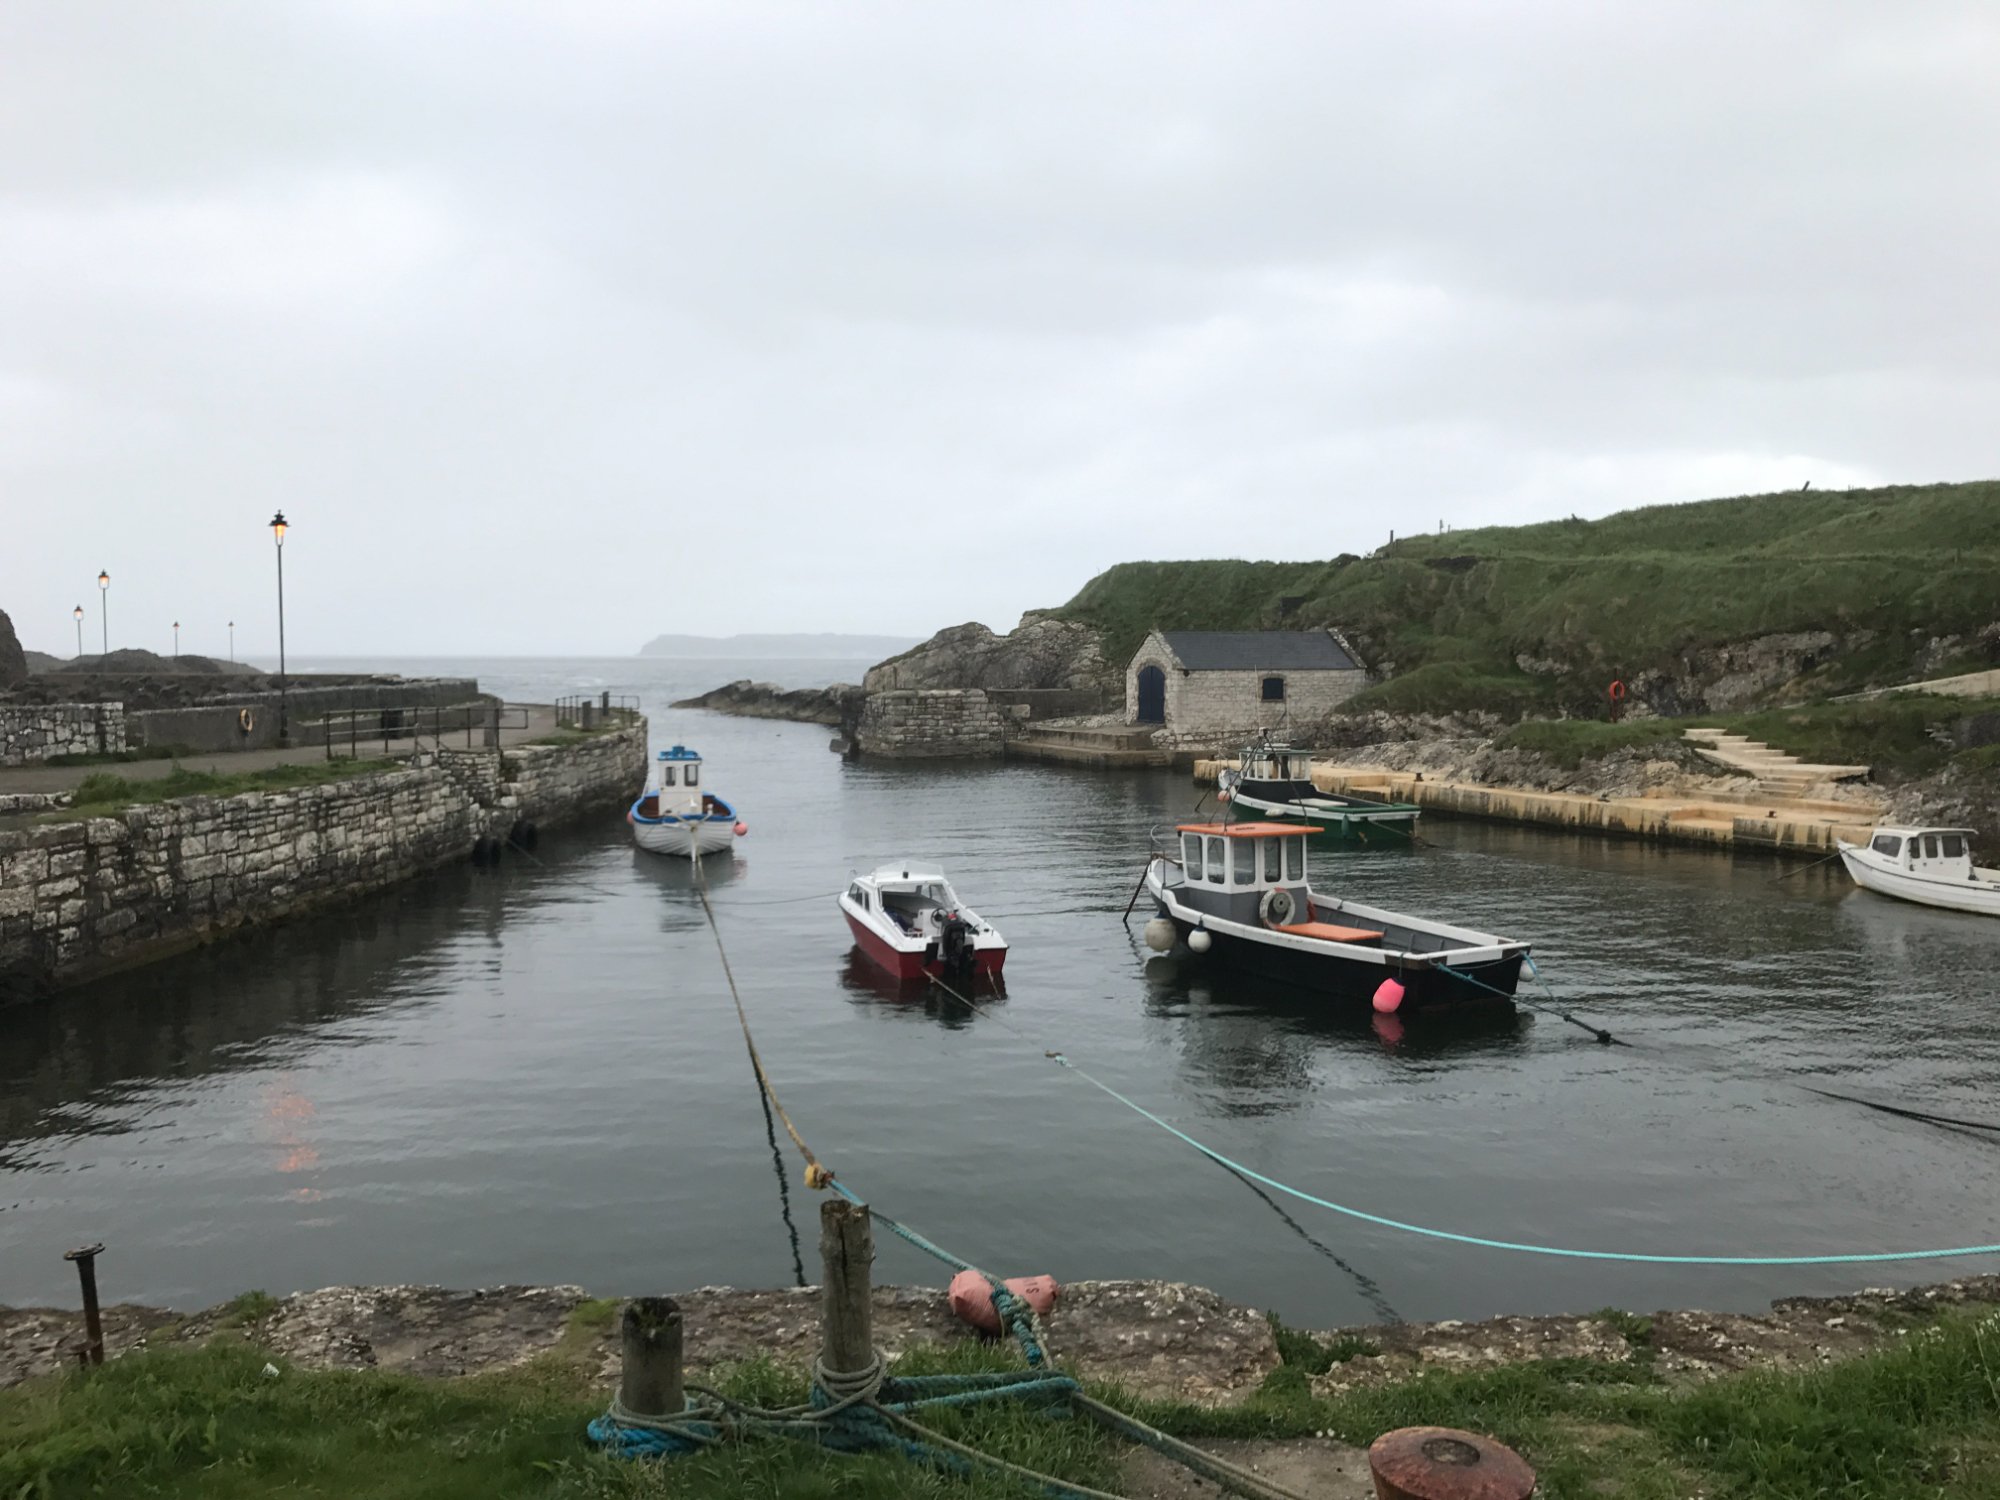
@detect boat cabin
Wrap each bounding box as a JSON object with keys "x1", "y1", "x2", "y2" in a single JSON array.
[
  {"x1": 637, "y1": 745, "x2": 705, "y2": 817},
  {"x1": 1174, "y1": 822, "x2": 1385, "y2": 943},
  {"x1": 1239, "y1": 744, "x2": 1317, "y2": 785},
  {"x1": 848, "y1": 865, "x2": 962, "y2": 937},
  {"x1": 1863, "y1": 827, "x2": 1980, "y2": 879}
]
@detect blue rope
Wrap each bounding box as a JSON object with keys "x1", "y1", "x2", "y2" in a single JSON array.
[
  {"x1": 828, "y1": 1180, "x2": 1048, "y2": 1366},
  {"x1": 1046, "y1": 1054, "x2": 2000, "y2": 1267}
]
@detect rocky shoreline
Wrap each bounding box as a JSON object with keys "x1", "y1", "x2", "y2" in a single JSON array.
[
  {"x1": 10, "y1": 1273, "x2": 1999, "y2": 1400},
  {"x1": 669, "y1": 678, "x2": 864, "y2": 726}
]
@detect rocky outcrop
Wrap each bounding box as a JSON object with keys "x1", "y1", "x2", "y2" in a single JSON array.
[
  {"x1": 0, "y1": 610, "x2": 26, "y2": 688},
  {"x1": 671, "y1": 679, "x2": 865, "y2": 726},
  {"x1": 863, "y1": 616, "x2": 1117, "y2": 699}
]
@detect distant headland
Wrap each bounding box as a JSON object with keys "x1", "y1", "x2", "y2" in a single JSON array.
[{"x1": 637, "y1": 632, "x2": 921, "y2": 660}]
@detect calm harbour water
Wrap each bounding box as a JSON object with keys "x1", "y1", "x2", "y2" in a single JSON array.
[{"x1": 4, "y1": 654, "x2": 1998, "y2": 1329}]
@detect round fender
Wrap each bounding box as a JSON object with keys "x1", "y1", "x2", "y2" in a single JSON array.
[
  {"x1": 1259, "y1": 887, "x2": 1298, "y2": 927},
  {"x1": 238, "y1": 707, "x2": 255, "y2": 732},
  {"x1": 947, "y1": 1270, "x2": 1060, "y2": 1335}
]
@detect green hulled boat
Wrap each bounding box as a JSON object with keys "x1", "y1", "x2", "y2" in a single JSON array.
[{"x1": 1218, "y1": 739, "x2": 1421, "y2": 845}]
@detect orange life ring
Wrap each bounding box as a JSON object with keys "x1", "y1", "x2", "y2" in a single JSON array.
[{"x1": 1607, "y1": 679, "x2": 1627, "y2": 702}]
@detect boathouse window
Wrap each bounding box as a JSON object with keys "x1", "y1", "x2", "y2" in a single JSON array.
[
  {"x1": 1205, "y1": 836, "x2": 1226, "y2": 883},
  {"x1": 1183, "y1": 834, "x2": 1204, "y2": 878},
  {"x1": 685, "y1": 762, "x2": 699, "y2": 787},
  {"x1": 1870, "y1": 834, "x2": 1902, "y2": 857},
  {"x1": 1285, "y1": 836, "x2": 1305, "y2": 881},
  {"x1": 1943, "y1": 834, "x2": 1966, "y2": 858},
  {"x1": 1260, "y1": 676, "x2": 1286, "y2": 702},
  {"x1": 661, "y1": 766, "x2": 677, "y2": 787},
  {"x1": 1231, "y1": 840, "x2": 1257, "y2": 885}
]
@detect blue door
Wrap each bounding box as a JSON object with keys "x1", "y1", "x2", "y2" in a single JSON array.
[{"x1": 1136, "y1": 665, "x2": 1165, "y2": 723}]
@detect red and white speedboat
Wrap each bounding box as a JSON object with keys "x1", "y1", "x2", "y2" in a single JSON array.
[{"x1": 839, "y1": 865, "x2": 1008, "y2": 981}]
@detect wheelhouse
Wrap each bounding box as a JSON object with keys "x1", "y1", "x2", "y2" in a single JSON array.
[
  {"x1": 1865, "y1": 827, "x2": 1976, "y2": 876},
  {"x1": 1237, "y1": 745, "x2": 1317, "y2": 785}
]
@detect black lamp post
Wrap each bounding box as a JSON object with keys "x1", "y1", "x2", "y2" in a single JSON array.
[
  {"x1": 271, "y1": 512, "x2": 289, "y2": 745},
  {"x1": 73, "y1": 605, "x2": 83, "y2": 659},
  {"x1": 97, "y1": 571, "x2": 109, "y2": 658}
]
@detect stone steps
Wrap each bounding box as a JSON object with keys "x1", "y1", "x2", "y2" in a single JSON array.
[{"x1": 1682, "y1": 728, "x2": 1870, "y2": 788}]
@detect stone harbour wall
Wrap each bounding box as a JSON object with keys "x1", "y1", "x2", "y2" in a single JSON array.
[
  {"x1": 855, "y1": 689, "x2": 1005, "y2": 758},
  {"x1": 0, "y1": 703, "x2": 126, "y2": 766},
  {"x1": 0, "y1": 722, "x2": 647, "y2": 1001}
]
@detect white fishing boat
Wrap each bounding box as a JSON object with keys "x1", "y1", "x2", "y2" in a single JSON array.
[
  {"x1": 838, "y1": 865, "x2": 1008, "y2": 981},
  {"x1": 1836, "y1": 827, "x2": 2000, "y2": 917},
  {"x1": 628, "y1": 745, "x2": 743, "y2": 858}
]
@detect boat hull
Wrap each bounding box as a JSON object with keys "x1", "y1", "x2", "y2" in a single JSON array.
[
  {"x1": 631, "y1": 814, "x2": 736, "y2": 857},
  {"x1": 1227, "y1": 791, "x2": 1421, "y2": 844},
  {"x1": 1165, "y1": 912, "x2": 1521, "y2": 1010},
  {"x1": 843, "y1": 908, "x2": 1008, "y2": 981},
  {"x1": 1838, "y1": 846, "x2": 2000, "y2": 917}
]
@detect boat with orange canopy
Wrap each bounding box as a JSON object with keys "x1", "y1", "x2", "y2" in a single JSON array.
[{"x1": 1140, "y1": 822, "x2": 1529, "y2": 1013}]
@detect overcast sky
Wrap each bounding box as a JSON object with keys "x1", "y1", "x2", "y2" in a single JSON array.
[{"x1": 3, "y1": 2, "x2": 1995, "y2": 658}]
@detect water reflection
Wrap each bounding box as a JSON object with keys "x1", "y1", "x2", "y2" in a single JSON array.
[{"x1": 835, "y1": 951, "x2": 1006, "y2": 1029}]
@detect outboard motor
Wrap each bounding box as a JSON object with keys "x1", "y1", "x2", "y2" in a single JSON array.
[{"x1": 937, "y1": 910, "x2": 977, "y2": 980}]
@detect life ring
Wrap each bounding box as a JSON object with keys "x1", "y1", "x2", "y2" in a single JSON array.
[
  {"x1": 238, "y1": 707, "x2": 255, "y2": 732},
  {"x1": 1607, "y1": 679, "x2": 1627, "y2": 703},
  {"x1": 1259, "y1": 887, "x2": 1298, "y2": 928}
]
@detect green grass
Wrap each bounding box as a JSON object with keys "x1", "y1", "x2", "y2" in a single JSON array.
[
  {"x1": 218, "y1": 1291, "x2": 279, "y2": 1328},
  {"x1": 50, "y1": 761, "x2": 388, "y2": 820},
  {"x1": 1709, "y1": 694, "x2": 2000, "y2": 778},
  {"x1": 1055, "y1": 481, "x2": 2000, "y2": 716},
  {"x1": 1492, "y1": 719, "x2": 1689, "y2": 769},
  {"x1": 8, "y1": 1305, "x2": 2000, "y2": 1498}
]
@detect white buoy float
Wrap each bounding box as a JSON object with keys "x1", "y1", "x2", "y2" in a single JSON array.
[
  {"x1": 1143, "y1": 917, "x2": 1176, "y2": 952},
  {"x1": 1188, "y1": 927, "x2": 1212, "y2": 953}
]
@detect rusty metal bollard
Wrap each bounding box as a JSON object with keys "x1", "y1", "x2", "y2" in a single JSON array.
[
  {"x1": 1368, "y1": 1426, "x2": 1535, "y2": 1500},
  {"x1": 64, "y1": 1243, "x2": 106, "y2": 1367}
]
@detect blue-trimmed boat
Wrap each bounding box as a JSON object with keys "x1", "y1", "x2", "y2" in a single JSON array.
[{"x1": 628, "y1": 745, "x2": 743, "y2": 857}]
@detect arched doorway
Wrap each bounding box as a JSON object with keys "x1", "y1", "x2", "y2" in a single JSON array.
[{"x1": 1135, "y1": 664, "x2": 1166, "y2": 724}]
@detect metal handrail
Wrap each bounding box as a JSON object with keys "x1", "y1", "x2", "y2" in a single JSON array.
[
  {"x1": 317, "y1": 702, "x2": 531, "y2": 760},
  {"x1": 554, "y1": 693, "x2": 641, "y2": 728}
]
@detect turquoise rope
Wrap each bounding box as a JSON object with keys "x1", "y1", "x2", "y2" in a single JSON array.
[{"x1": 1047, "y1": 1054, "x2": 2000, "y2": 1267}]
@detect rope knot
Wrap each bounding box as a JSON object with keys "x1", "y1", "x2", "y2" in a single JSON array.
[
  {"x1": 804, "y1": 1162, "x2": 835, "y2": 1190},
  {"x1": 812, "y1": 1351, "x2": 886, "y2": 1410}
]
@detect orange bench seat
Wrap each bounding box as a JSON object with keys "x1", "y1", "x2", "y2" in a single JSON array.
[{"x1": 1273, "y1": 920, "x2": 1385, "y2": 945}]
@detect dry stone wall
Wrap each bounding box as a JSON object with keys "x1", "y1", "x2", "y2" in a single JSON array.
[
  {"x1": 855, "y1": 689, "x2": 1004, "y2": 758},
  {"x1": 0, "y1": 723, "x2": 646, "y2": 1000},
  {"x1": 0, "y1": 703, "x2": 126, "y2": 766}
]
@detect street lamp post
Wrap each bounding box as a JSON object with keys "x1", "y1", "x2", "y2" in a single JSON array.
[
  {"x1": 173, "y1": 621, "x2": 180, "y2": 661},
  {"x1": 73, "y1": 605, "x2": 83, "y2": 660},
  {"x1": 229, "y1": 620, "x2": 235, "y2": 664},
  {"x1": 271, "y1": 512, "x2": 289, "y2": 746},
  {"x1": 97, "y1": 572, "x2": 109, "y2": 659}
]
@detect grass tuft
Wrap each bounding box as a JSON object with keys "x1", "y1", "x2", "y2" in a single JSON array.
[{"x1": 47, "y1": 761, "x2": 390, "y2": 821}]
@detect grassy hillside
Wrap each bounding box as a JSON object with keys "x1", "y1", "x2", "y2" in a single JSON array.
[{"x1": 1057, "y1": 481, "x2": 2000, "y2": 715}]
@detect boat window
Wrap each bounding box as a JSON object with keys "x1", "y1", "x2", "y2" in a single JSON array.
[
  {"x1": 1261, "y1": 676, "x2": 1285, "y2": 703},
  {"x1": 1285, "y1": 836, "x2": 1304, "y2": 881},
  {"x1": 661, "y1": 766, "x2": 677, "y2": 787},
  {"x1": 1205, "y1": 836, "x2": 1226, "y2": 883},
  {"x1": 1183, "y1": 833, "x2": 1203, "y2": 878},
  {"x1": 685, "y1": 762, "x2": 699, "y2": 787},
  {"x1": 847, "y1": 883, "x2": 863, "y2": 904},
  {"x1": 1231, "y1": 840, "x2": 1257, "y2": 885},
  {"x1": 1923, "y1": 834, "x2": 1940, "y2": 859},
  {"x1": 1943, "y1": 834, "x2": 1966, "y2": 858},
  {"x1": 1870, "y1": 834, "x2": 1902, "y2": 857},
  {"x1": 1261, "y1": 839, "x2": 1282, "y2": 883}
]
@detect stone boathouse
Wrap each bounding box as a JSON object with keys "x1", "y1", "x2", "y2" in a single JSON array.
[{"x1": 1125, "y1": 629, "x2": 1367, "y2": 736}]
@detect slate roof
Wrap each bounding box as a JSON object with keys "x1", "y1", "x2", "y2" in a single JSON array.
[{"x1": 1156, "y1": 630, "x2": 1360, "y2": 672}]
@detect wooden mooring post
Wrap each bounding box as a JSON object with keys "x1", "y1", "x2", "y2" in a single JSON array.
[
  {"x1": 818, "y1": 1198, "x2": 876, "y2": 1382},
  {"x1": 618, "y1": 1297, "x2": 685, "y2": 1420}
]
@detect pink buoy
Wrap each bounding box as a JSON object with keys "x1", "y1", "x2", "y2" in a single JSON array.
[
  {"x1": 947, "y1": 1270, "x2": 1060, "y2": 1335},
  {"x1": 733, "y1": 821, "x2": 748, "y2": 836},
  {"x1": 1216, "y1": 790, "x2": 1232, "y2": 803},
  {"x1": 1372, "y1": 976, "x2": 1405, "y2": 1014}
]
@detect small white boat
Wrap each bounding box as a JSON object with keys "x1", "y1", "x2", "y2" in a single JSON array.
[
  {"x1": 1837, "y1": 826, "x2": 2000, "y2": 917},
  {"x1": 838, "y1": 865, "x2": 1008, "y2": 982},
  {"x1": 628, "y1": 745, "x2": 742, "y2": 858}
]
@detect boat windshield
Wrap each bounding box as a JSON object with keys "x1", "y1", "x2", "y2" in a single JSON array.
[
  {"x1": 1943, "y1": 833, "x2": 1966, "y2": 858},
  {"x1": 1286, "y1": 835, "x2": 1305, "y2": 881},
  {"x1": 1183, "y1": 832, "x2": 1204, "y2": 879},
  {"x1": 1870, "y1": 834, "x2": 1903, "y2": 857}
]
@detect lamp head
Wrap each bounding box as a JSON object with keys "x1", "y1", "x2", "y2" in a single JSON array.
[
  {"x1": 97, "y1": 571, "x2": 109, "y2": 590},
  {"x1": 73, "y1": 605, "x2": 83, "y2": 620},
  {"x1": 270, "y1": 511, "x2": 288, "y2": 546}
]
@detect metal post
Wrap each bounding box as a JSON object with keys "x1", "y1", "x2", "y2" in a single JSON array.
[
  {"x1": 617, "y1": 1297, "x2": 686, "y2": 1420},
  {"x1": 64, "y1": 1243, "x2": 105, "y2": 1366},
  {"x1": 276, "y1": 538, "x2": 288, "y2": 746},
  {"x1": 602, "y1": 690, "x2": 611, "y2": 716},
  {"x1": 818, "y1": 1198, "x2": 875, "y2": 1383},
  {"x1": 74, "y1": 610, "x2": 83, "y2": 659}
]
